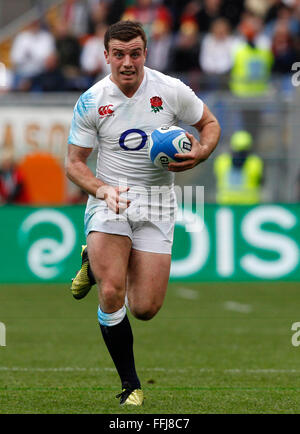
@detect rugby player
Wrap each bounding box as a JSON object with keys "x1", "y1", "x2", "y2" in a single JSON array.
[{"x1": 66, "y1": 20, "x2": 221, "y2": 406}]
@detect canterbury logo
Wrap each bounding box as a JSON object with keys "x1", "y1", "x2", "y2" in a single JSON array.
[{"x1": 98, "y1": 105, "x2": 114, "y2": 117}]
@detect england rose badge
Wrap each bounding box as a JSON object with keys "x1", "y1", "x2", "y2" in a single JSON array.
[{"x1": 150, "y1": 96, "x2": 163, "y2": 113}]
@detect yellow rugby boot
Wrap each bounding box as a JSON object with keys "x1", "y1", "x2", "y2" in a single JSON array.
[
  {"x1": 70, "y1": 245, "x2": 95, "y2": 299},
  {"x1": 116, "y1": 388, "x2": 144, "y2": 406}
]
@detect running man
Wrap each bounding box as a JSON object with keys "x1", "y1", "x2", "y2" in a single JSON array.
[{"x1": 66, "y1": 20, "x2": 221, "y2": 406}]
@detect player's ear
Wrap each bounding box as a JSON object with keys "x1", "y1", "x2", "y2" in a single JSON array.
[
  {"x1": 144, "y1": 48, "x2": 148, "y2": 59},
  {"x1": 104, "y1": 50, "x2": 110, "y2": 64}
]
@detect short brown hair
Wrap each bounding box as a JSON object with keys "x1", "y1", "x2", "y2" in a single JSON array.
[{"x1": 104, "y1": 20, "x2": 147, "y2": 51}]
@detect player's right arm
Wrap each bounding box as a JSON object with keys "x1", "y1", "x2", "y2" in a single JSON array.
[
  {"x1": 66, "y1": 143, "x2": 101, "y2": 196},
  {"x1": 67, "y1": 92, "x2": 129, "y2": 212},
  {"x1": 66, "y1": 143, "x2": 129, "y2": 213}
]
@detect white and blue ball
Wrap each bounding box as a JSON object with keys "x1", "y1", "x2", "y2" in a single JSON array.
[{"x1": 148, "y1": 125, "x2": 192, "y2": 170}]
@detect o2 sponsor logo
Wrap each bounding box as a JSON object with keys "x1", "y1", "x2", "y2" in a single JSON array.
[{"x1": 119, "y1": 128, "x2": 147, "y2": 151}]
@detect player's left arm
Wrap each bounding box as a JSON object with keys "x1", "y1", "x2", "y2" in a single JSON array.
[{"x1": 168, "y1": 104, "x2": 221, "y2": 172}]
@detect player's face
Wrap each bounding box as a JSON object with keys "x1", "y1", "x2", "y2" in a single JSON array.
[{"x1": 105, "y1": 37, "x2": 147, "y2": 97}]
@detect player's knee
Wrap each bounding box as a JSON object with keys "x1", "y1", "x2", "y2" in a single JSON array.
[
  {"x1": 131, "y1": 303, "x2": 161, "y2": 321},
  {"x1": 132, "y1": 309, "x2": 154, "y2": 321},
  {"x1": 101, "y1": 281, "x2": 125, "y2": 305}
]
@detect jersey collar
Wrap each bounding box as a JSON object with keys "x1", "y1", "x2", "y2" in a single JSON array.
[{"x1": 107, "y1": 68, "x2": 147, "y2": 100}]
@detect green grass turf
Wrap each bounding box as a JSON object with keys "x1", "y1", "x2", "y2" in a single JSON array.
[{"x1": 1, "y1": 282, "x2": 300, "y2": 413}]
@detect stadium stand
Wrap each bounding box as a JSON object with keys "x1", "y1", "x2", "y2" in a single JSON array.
[{"x1": 0, "y1": 0, "x2": 299, "y2": 203}]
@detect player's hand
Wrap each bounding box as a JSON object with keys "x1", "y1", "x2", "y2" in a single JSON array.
[
  {"x1": 96, "y1": 185, "x2": 131, "y2": 214},
  {"x1": 167, "y1": 132, "x2": 211, "y2": 172}
]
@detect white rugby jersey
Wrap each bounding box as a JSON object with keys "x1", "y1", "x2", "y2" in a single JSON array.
[{"x1": 68, "y1": 66, "x2": 204, "y2": 190}]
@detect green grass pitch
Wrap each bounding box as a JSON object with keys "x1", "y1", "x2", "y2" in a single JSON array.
[{"x1": 1, "y1": 282, "x2": 300, "y2": 414}]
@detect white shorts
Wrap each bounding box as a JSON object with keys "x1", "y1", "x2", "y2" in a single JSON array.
[{"x1": 84, "y1": 188, "x2": 177, "y2": 254}]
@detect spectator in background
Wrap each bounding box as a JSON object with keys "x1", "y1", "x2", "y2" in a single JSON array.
[
  {"x1": 214, "y1": 130, "x2": 263, "y2": 204},
  {"x1": 60, "y1": 0, "x2": 89, "y2": 38},
  {"x1": 196, "y1": 0, "x2": 223, "y2": 32},
  {"x1": 264, "y1": 0, "x2": 284, "y2": 24},
  {"x1": 0, "y1": 150, "x2": 29, "y2": 204},
  {"x1": 80, "y1": 23, "x2": 111, "y2": 86},
  {"x1": 230, "y1": 13, "x2": 273, "y2": 139},
  {"x1": 264, "y1": 2, "x2": 300, "y2": 37},
  {"x1": 30, "y1": 53, "x2": 66, "y2": 92},
  {"x1": 0, "y1": 64, "x2": 13, "y2": 93},
  {"x1": 87, "y1": 0, "x2": 110, "y2": 34},
  {"x1": 53, "y1": 20, "x2": 83, "y2": 90},
  {"x1": 271, "y1": 20, "x2": 297, "y2": 73},
  {"x1": 200, "y1": 17, "x2": 237, "y2": 89},
  {"x1": 171, "y1": 18, "x2": 200, "y2": 73},
  {"x1": 244, "y1": 0, "x2": 270, "y2": 19},
  {"x1": 180, "y1": 1, "x2": 203, "y2": 29},
  {"x1": 10, "y1": 18, "x2": 56, "y2": 91},
  {"x1": 181, "y1": 0, "x2": 245, "y2": 33},
  {"x1": 221, "y1": 0, "x2": 245, "y2": 29},
  {"x1": 271, "y1": 18, "x2": 298, "y2": 92},
  {"x1": 122, "y1": 0, "x2": 172, "y2": 41},
  {"x1": 181, "y1": 0, "x2": 222, "y2": 33},
  {"x1": 162, "y1": 0, "x2": 191, "y2": 32},
  {"x1": 106, "y1": 0, "x2": 127, "y2": 25},
  {"x1": 231, "y1": 13, "x2": 273, "y2": 93},
  {"x1": 264, "y1": 0, "x2": 298, "y2": 27},
  {"x1": 146, "y1": 17, "x2": 173, "y2": 72},
  {"x1": 237, "y1": 11, "x2": 271, "y2": 49}
]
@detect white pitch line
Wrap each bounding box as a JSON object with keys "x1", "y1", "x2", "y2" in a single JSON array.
[
  {"x1": 0, "y1": 367, "x2": 187, "y2": 373},
  {"x1": 225, "y1": 369, "x2": 300, "y2": 374},
  {"x1": 0, "y1": 367, "x2": 299, "y2": 374},
  {"x1": 177, "y1": 287, "x2": 199, "y2": 300},
  {"x1": 224, "y1": 301, "x2": 252, "y2": 313}
]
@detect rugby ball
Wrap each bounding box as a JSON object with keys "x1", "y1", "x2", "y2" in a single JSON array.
[{"x1": 148, "y1": 125, "x2": 192, "y2": 170}]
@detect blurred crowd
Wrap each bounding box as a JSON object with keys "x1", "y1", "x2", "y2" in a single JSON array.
[
  {"x1": 2, "y1": 0, "x2": 300, "y2": 206},
  {"x1": 6, "y1": 0, "x2": 300, "y2": 92}
]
